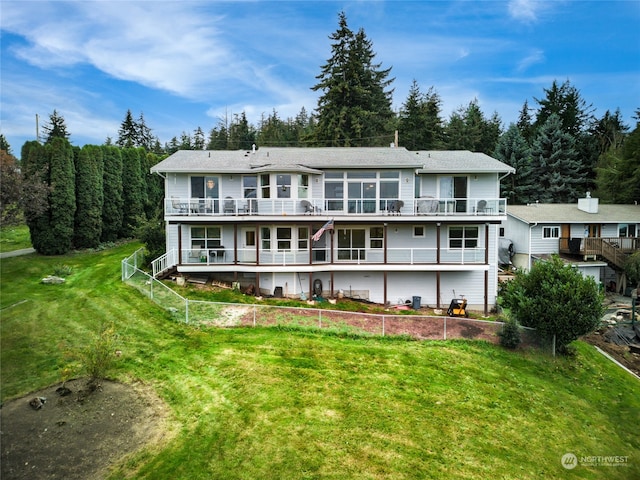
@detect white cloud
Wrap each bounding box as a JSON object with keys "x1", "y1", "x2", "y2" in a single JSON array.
[
  {"x1": 508, "y1": 0, "x2": 541, "y2": 23},
  {"x1": 516, "y1": 49, "x2": 545, "y2": 72}
]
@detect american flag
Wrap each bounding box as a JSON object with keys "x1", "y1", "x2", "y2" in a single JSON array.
[{"x1": 312, "y1": 219, "x2": 334, "y2": 242}]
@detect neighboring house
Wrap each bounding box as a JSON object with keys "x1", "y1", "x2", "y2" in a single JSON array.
[
  {"x1": 150, "y1": 147, "x2": 515, "y2": 313},
  {"x1": 506, "y1": 196, "x2": 640, "y2": 292}
]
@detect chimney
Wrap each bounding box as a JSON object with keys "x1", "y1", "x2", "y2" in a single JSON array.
[{"x1": 578, "y1": 192, "x2": 599, "y2": 213}]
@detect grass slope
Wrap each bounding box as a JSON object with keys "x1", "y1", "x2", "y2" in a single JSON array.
[{"x1": 1, "y1": 243, "x2": 638, "y2": 479}]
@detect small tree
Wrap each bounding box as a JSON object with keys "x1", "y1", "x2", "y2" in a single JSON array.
[
  {"x1": 625, "y1": 251, "x2": 640, "y2": 290},
  {"x1": 499, "y1": 255, "x2": 604, "y2": 355}
]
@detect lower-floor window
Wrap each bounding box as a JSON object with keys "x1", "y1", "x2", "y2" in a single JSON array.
[
  {"x1": 191, "y1": 226, "x2": 221, "y2": 249},
  {"x1": 449, "y1": 226, "x2": 478, "y2": 249}
]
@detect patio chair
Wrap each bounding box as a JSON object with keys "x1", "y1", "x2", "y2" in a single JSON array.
[
  {"x1": 301, "y1": 200, "x2": 317, "y2": 214},
  {"x1": 223, "y1": 197, "x2": 235, "y2": 214},
  {"x1": 389, "y1": 200, "x2": 404, "y2": 215}
]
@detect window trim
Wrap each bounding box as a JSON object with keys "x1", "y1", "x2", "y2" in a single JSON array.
[{"x1": 542, "y1": 226, "x2": 560, "y2": 239}]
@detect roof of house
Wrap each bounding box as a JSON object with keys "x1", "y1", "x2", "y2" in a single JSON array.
[
  {"x1": 507, "y1": 203, "x2": 640, "y2": 224},
  {"x1": 150, "y1": 147, "x2": 515, "y2": 174}
]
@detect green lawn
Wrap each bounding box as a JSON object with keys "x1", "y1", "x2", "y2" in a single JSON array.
[
  {"x1": 0, "y1": 224, "x2": 31, "y2": 253},
  {"x1": 1, "y1": 242, "x2": 638, "y2": 479}
]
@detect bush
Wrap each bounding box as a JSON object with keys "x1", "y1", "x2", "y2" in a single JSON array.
[
  {"x1": 79, "y1": 322, "x2": 120, "y2": 385},
  {"x1": 498, "y1": 319, "x2": 521, "y2": 349},
  {"x1": 499, "y1": 255, "x2": 604, "y2": 355}
]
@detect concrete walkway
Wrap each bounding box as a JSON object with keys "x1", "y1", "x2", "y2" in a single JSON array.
[{"x1": 0, "y1": 248, "x2": 36, "y2": 259}]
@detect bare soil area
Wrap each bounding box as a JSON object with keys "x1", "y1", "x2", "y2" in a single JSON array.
[{"x1": 1, "y1": 378, "x2": 170, "y2": 480}]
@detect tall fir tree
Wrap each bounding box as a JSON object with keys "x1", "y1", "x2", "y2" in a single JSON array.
[
  {"x1": 23, "y1": 138, "x2": 76, "y2": 254},
  {"x1": 73, "y1": 145, "x2": 104, "y2": 248},
  {"x1": 529, "y1": 113, "x2": 583, "y2": 203},
  {"x1": 493, "y1": 124, "x2": 533, "y2": 204},
  {"x1": 228, "y1": 112, "x2": 255, "y2": 150},
  {"x1": 311, "y1": 12, "x2": 394, "y2": 146},
  {"x1": 42, "y1": 110, "x2": 70, "y2": 144},
  {"x1": 193, "y1": 127, "x2": 206, "y2": 150},
  {"x1": 120, "y1": 147, "x2": 145, "y2": 237},
  {"x1": 117, "y1": 110, "x2": 138, "y2": 148},
  {"x1": 516, "y1": 100, "x2": 534, "y2": 145},
  {"x1": 101, "y1": 145, "x2": 124, "y2": 242},
  {"x1": 398, "y1": 81, "x2": 444, "y2": 150},
  {"x1": 445, "y1": 100, "x2": 501, "y2": 154}
]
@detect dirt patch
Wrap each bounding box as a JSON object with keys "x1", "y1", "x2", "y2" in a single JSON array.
[
  {"x1": 583, "y1": 330, "x2": 640, "y2": 377},
  {"x1": 1, "y1": 378, "x2": 171, "y2": 480}
]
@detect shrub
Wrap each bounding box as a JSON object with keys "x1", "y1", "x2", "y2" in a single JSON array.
[
  {"x1": 499, "y1": 255, "x2": 604, "y2": 355},
  {"x1": 79, "y1": 322, "x2": 120, "y2": 386},
  {"x1": 498, "y1": 319, "x2": 521, "y2": 349}
]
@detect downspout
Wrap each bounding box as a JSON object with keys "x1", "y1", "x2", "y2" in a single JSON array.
[{"x1": 528, "y1": 222, "x2": 538, "y2": 271}]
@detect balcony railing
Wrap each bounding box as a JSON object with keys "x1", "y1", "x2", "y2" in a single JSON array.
[
  {"x1": 178, "y1": 247, "x2": 486, "y2": 267},
  {"x1": 559, "y1": 236, "x2": 639, "y2": 269},
  {"x1": 165, "y1": 197, "x2": 506, "y2": 217}
]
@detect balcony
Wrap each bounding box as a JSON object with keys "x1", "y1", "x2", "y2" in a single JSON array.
[
  {"x1": 559, "y1": 236, "x2": 640, "y2": 269},
  {"x1": 164, "y1": 197, "x2": 506, "y2": 218}
]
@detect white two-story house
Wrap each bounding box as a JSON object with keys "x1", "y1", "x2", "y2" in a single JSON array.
[{"x1": 150, "y1": 147, "x2": 514, "y2": 314}]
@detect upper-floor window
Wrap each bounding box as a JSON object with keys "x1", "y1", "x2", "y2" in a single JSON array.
[
  {"x1": 543, "y1": 226, "x2": 560, "y2": 238},
  {"x1": 277, "y1": 174, "x2": 291, "y2": 198},
  {"x1": 440, "y1": 176, "x2": 468, "y2": 213},
  {"x1": 370, "y1": 226, "x2": 384, "y2": 249},
  {"x1": 298, "y1": 174, "x2": 309, "y2": 199},
  {"x1": 244, "y1": 176, "x2": 257, "y2": 198},
  {"x1": 276, "y1": 227, "x2": 292, "y2": 250},
  {"x1": 413, "y1": 226, "x2": 425, "y2": 238},
  {"x1": 261, "y1": 174, "x2": 270, "y2": 198},
  {"x1": 449, "y1": 226, "x2": 478, "y2": 249}
]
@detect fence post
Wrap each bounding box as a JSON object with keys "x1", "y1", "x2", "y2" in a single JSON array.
[{"x1": 552, "y1": 334, "x2": 556, "y2": 357}]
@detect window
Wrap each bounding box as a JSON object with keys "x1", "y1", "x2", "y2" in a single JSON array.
[
  {"x1": 449, "y1": 226, "x2": 478, "y2": 249},
  {"x1": 337, "y1": 228, "x2": 366, "y2": 260},
  {"x1": 619, "y1": 224, "x2": 636, "y2": 237},
  {"x1": 298, "y1": 175, "x2": 309, "y2": 198},
  {"x1": 261, "y1": 227, "x2": 271, "y2": 250},
  {"x1": 380, "y1": 171, "x2": 399, "y2": 211},
  {"x1": 499, "y1": 227, "x2": 505, "y2": 237},
  {"x1": 370, "y1": 226, "x2": 384, "y2": 248},
  {"x1": 413, "y1": 226, "x2": 425, "y2": 238},
  {"x1": 325, "y1": 181, "x2": 344, "y2": 211},
  {"x1": 260, "y1": 174, "x2": 270, "y2": 198},
  {"x1": 543, "y1": 226, "x2": 560, "y2": 238},
  {"x1": 277, "y1": 174, "x2": 291, "y2": 198},
  {"x1": 191, "y1": 226, "x2": 221, "y2": 249},
  {"x1": 298, "y1": 227, "x2": 309, "y2": 249},
  {"x1": 440, "y1": 176, "x2": 468, "y2": 212},
  {"x1": 276, "y1": 227, "x2": 292, "y2": 251},
  {"x1": 244, "y1": 176, "x2": 257, "y2": 198}
]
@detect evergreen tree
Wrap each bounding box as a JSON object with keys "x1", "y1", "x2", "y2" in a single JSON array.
[
  {"x1": 207, "y1": 121, "x2": 229, "y2": 150},
  {"x1": 258, "y1": 110, "x2": 288, "y2": 146},
  {"x1": 117, "y1": 110, "x2": 138, "y2": 148},
  {"x1": 42, "y1": 110, "x2": 70, "y2": 144},
  {"x1": 73, "y1": 145, "x2": 104, "y2": 248},
  {"x1": 228, "y1": 112, "x2": 255, "y2": 150},
  {"x1": 193, "y1": 127, "x2": 206, "y2": 150},
  {"x1": 529, "y1": 113, "x2": 583, "y2": 203},
  {"x1": 24, "y1": 138, "x2": 76, "y2": 254},
  {"x1": 516, "y1": 100, "x2": 534, "y2": 144},
  {"x1": 398, "y1": 81, "x2": 444, "y2": 150},
  {"x1": 445, "y1": 100, "x2": 501, "y2": 154},
  {"x1": 493, "y1": 124, "x2": 533, "y2": 205},
  {"x1": 101, "y1": 145, "x2": 124, "y2": 242},
  {"x1": 311, "y1": 12, "x2": 394, "y2": 146},
  {"x1": 534, "y1": 80, "x2": 594, "y2": 137},
  {"x1": 179, "y1": 132, "x2": 193, "y2": 150},
  {"x1": 137, "y1": 112, "x2": 153, "y2": 151},
  {"x1": 120, "y1": 147, "x2": 145, "y2": 237},
  {"x1": 0, "y1": 134, "x2": 12, "y2": 154}
]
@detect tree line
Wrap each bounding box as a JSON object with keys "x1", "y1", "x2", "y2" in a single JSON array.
[{"x1": 1, "y1": 11, "x2": 638, "y2": 257}]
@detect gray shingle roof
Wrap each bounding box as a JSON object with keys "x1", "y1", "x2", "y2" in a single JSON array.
[
  {"x1": 150, "y1": 147, "x2": 515, "y2": 174},
  {"x1": 507, "y1": 203, "x2": 640, "y2": 224}
]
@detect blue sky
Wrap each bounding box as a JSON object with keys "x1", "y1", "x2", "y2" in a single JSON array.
[{"x1": 1, "y1": 0, "x2": 639, "y2": 153}]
